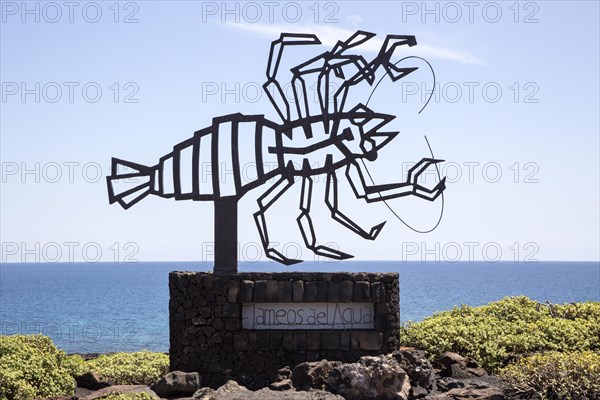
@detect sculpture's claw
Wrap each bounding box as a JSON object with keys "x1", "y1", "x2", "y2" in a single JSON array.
[
  {"x1": 332, "y1": 31, "x2": 376, "y2": 55},
  {"x1": 437, "y1": 176, "x2": 446, "y2": 192},
  {"x1": 264, "y1": 33, "x2": 321, "y2": 123},
  {"x1": 380, "y1": 34, "x2": 419, "y2": 82},
  {"x1": 414, "y1": 177, "x2": 446, "y2": 201},
  {"x1": 410, "y1": 157, "x2": 446, "y2": 201},
  {"x1": 431, "y1": 177, "x2": 447, "y2": 199},
  {"x1": 408, "y1": 158, "x2": 444, "y2": 185}
]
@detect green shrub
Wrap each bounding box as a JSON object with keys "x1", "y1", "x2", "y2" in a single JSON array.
[
  {"x1": 85, "y1": 351, "x2": 169, "y2": 386},
  {"x1": 100, "y1": 392, "x2": 156, "y2": 400},
  {"x1": 400, "y1": 296, "x2": 600, "y2": 371},
  {"x1": 499, "y1": 351, "x2": 600, "y2": 399},
  {"x1": 0, "y1": 334, "x2": 77, "y2": 400},
  {"x1": 64, "y1": 353, "x2": 86, "y2": 377},
  {"x1": 0, "y1": 334, "x2": 169, "y2": 399}
]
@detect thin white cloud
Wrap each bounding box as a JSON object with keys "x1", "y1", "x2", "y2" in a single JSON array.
[
  {"x1": 224, "y1": 23, "x2": 482, "y2": 65},
  {"x1": 346, "y1": 14, "x2": 363, "y2": 28}
]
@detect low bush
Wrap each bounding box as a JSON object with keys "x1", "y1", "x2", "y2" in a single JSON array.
[
  {"x1": 85, "y1": 351, "x2": 169, "y2": 386},
  {"x1": 65, "y1": 353, "x2": 87, "y2": 377},
  {"x1": 0, "y1": 334, "x2": 78, "y2": 400},
  {"x1": 0, "y1": 334, "x2": 169, "y2": 399},
  {"x1": 400, "y1": 296, "x2": 600, "y2": 371},
  {"x1": 499, "y1": 351, "x2": 600, "y2": 399}
]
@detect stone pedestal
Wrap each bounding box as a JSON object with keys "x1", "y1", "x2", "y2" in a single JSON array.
[{"x1": 169, "y1": 271, "x2": 400, "y2": 389}]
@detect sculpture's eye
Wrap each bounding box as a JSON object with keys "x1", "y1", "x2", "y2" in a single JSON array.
[
  {"x1": 342, "y1": 127, "x2": 355, "y2": 141},
  {"x1": 361, "y1": 138, "x2": 375, "y2": 158},
  {"x1": 350, "y1": 105, "x2": 374, "y2": 129}
]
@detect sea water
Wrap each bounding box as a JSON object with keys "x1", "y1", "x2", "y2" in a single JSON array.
[{"x1": 0, "y1": 261, "x2": 598, "y2": 353}]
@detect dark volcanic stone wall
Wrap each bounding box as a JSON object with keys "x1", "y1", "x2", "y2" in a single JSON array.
[{"x1": 169, "y1": 271, "x2": 400, "y2": 389}]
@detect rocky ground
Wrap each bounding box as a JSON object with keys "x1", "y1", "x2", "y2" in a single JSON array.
[{"x1": 53, "y1": 348, "x2": 525, "y2": 400}]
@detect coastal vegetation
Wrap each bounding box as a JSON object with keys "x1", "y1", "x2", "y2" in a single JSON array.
[
  {"x1": 0, "y1": 334, "x2": 79, "y2": 399},
  {"x1": 1, "y1": 296, "x2": 598, "y2": 399},
  {"x1": 400, "y1": 296, "x2": 600, "y2": 370},
  {"x1": 84, "y1": 351, "x2": 169, "y2": 386},
  {"x1": 499, "y1": 351, "x2": 600, "y2": 399},
  {"x1": 0, "y1": 337, "x2": 168, "y2": 400},
  {"x1": 400, "y1": 296, "x2": 600, "y2": 398}
]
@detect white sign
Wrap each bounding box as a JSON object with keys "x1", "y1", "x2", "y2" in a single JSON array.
[{"x1": 241, "y1": 302, "x2": 375, "y2": 330}]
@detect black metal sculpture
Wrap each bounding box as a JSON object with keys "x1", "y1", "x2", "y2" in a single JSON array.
[{"x1": 107, "y1": 31, "x2": 446, "y2": 273}]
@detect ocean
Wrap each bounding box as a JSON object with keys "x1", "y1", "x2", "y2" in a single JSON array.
[{"x1": 0, "y1": 261, "x2": 598, "y2": 354}]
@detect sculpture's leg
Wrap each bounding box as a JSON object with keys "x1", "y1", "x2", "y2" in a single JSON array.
[
  {"x1": 325, "y1": 172, "x2": 386, "y2": 240},
  {"x1": 297, "y1": 176, "x2": 353, "y2": 260},
  {"x1": 253, "y1": 175, "x2": 301, "y2": 265}
]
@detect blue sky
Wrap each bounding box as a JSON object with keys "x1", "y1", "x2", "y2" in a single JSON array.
[{"x1": 1, "y1": 1, "x2": 598, "y2": 262}]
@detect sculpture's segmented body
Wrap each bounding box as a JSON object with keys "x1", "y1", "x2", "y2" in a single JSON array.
[{"x1": 157, "y1": 114, "x2": 279, "y2": 201}]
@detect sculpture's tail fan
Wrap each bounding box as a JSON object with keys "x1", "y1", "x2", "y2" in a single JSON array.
[{"x1": 106, "y1": 158, "x2": 156, "y2": 209}]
